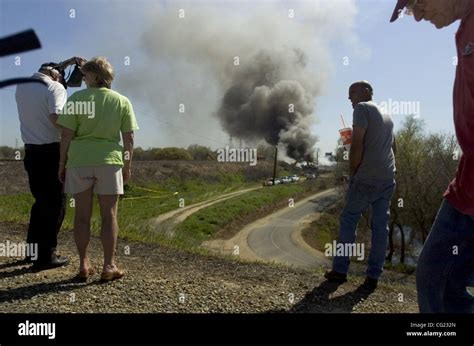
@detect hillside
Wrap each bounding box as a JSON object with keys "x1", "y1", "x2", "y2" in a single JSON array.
[{"x1": 0, "y1": 221, "x2": 418, "y2": 313}]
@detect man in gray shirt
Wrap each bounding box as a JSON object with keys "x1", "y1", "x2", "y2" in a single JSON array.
[{"x1": 325, "y1": 81, "x2": 396, "y2": 290}]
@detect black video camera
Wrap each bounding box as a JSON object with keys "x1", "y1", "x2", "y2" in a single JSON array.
[{"x1": 41, "y1": 57, "x2": 85, "y2": 89}]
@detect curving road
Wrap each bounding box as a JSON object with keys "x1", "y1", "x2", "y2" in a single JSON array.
[{"x1": 204, "y1": 188, "x2": 340, "y2": 269}]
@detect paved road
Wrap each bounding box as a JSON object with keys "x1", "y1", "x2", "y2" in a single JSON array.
[{"x1": 246, "y1": 188, "x2": 340, "y2": 268}]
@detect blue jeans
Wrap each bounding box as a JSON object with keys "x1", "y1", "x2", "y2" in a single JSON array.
[
  {"x1": 416, "y1": 199, "x2": 474, "y2": 313},
  {"x1": 333, "y1": 176, "x2": 395, "y2": 279}
]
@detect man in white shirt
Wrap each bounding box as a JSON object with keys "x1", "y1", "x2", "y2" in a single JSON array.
[{"x1": 15, "y1": 62, "x2": 70, "y2": 269}]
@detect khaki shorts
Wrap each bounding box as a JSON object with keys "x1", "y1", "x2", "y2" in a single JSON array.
[{"x1": 65, "y1": 165, "x2": 124, "y2": 195}]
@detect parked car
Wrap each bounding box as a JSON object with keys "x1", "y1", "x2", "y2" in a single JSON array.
[
  {"x1": 280, "y1": 176, "x2": 290, "y2": 184},
  {"x1": 305, "y1": 173, "x2": 317, "y2": 180},
  {"x1": 289, "y1": 175, "x2": 300, "y2": 182},
  {"x1": 263, "y1": 178, "x2": 282, "y2": 186},
  {"x1": 263, "y1": 179, "x2": 273, "y2": 186}
]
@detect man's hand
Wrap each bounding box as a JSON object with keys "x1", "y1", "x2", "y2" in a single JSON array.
[
  {"x1": 74, "y1": 56, "x2": 87, "y2": 66},
  {"x1": 349, "y1": 126, "x2": 366, "y2": 176},
  {"x1": 58, "y1": 164, "x2": 66, "y2": 184}
]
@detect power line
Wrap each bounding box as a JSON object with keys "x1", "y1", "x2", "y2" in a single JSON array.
[
  {"x1": 134, "y1": 106, "x2": 229, "y2": 147},
  {"x1": 1, "y1": 87, "x2": 230, "y2": 147}
]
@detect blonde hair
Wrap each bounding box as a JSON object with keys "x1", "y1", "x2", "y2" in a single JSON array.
[{"x1": 81, "y1": 56, "x2": 114, "y2": 88}]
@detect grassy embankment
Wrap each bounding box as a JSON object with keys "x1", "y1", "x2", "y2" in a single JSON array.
[
  {"x1": 301, "y1": 203, "x2": 416, "y2": 274},
  {"x1": 175, "y1": 177, "x2": 333, "y2": 247},
  {"x1": 0, "y1": 174, "x2": 252, "y2": 245},
  {"x1": 0, "y1": 173, "x2": 334, "y2": 251}
]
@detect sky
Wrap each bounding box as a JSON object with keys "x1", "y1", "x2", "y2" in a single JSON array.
[{"x1": 0, "y1": 0, "x2": 460, "y2": 158}]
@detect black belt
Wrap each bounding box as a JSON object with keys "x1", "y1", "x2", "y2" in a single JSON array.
[{"x1": 25, "y1": 142, "x2": 60, "y2": 151}]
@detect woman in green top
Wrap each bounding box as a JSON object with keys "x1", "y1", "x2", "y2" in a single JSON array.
[{"x1": 57, "y1": 56, "x2": 139, "y2": 281}]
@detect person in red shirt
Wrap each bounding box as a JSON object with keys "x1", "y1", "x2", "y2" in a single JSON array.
[{"x1": 391, "y1": 0, "x2": 474, "y2": 313}]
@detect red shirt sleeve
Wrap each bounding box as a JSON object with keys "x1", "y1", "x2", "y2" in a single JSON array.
[{"x1": 461, "y1": 33, "x2": 474, "y2": 99}]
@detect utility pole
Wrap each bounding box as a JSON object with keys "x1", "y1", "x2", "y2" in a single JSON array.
[
  {"x1": 272, "y1": 146, "x2": 278, "y2": 185},
  {"x1": 316, "y1": 148, "x2": 319, "y2": 175}
]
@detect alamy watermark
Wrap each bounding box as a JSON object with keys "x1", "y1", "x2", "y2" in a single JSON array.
[
  {"x1": 217, "y1": 146, "x2": 257, "y2": 166},
  {"x1": 18, "y1": 320, "x2": 55, "y2": 339},
  {"x1": 0, "y1": 240, "x2": 38, "y2": 260},
  {"x1": 324, "y1": 240, "x2": 365, "y2": 261},
  {"x1": 378, "y1": 98, "x2": 421, "y2": 118},
  {"x1": 60, "y1": 100, "x2": 96, "y2": 119}
]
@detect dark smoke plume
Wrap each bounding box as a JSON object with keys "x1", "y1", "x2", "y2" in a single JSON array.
[
  {"x1": 114, "y1": 2, "x2": 360, "y2": 157},
  {"x1": 217, "y1": 48, "x2": 317, "y2": 161}
]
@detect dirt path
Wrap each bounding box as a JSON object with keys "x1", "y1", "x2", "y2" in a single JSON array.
[{"x1": 148, "y1": 186, "x2": 261, "y2": 236}]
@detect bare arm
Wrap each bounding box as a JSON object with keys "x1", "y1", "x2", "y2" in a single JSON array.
[
  {"x1": 349, "y1": 126, "x2": 366, "y2": 176},
  {"x1": 60, "y1": 127, "x2": 75, "y2": 164},
  {"x1": 122, "y1": 131, "x2": 134, "y2": 183},
  {"x1": 49, "y1": 113, "x2": 61, "y2": 129},
  {"x1": 58, "y1": 127, "x2": 75, "y2": 183}
]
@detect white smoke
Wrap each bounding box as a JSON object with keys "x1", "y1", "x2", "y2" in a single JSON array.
[{"x1": 117, "y1": 1, "x2": 361, "y2": 153}]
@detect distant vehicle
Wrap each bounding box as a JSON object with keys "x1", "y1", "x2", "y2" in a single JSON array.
[
  {"x1": 263, "y1": 179, "x2": 273, "y2": 186},
  {"x1": 305, "y1": 173, "x2": 317, "y2": 180},
  {"x1": 289, "y1": 175, "x2": 300, "y2": 182},
  {"x1": 280, "y1": 176, "x2": 290, "y2": 184},
  {"x1": 263, "y1": 178, "x2": 281, "y2": 186}
]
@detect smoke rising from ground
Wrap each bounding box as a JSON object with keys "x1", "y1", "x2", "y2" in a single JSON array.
[
  {"x1": 218, "y1": 48, "x2": 318, "y2": 160},
  {"x1": 117, "y1": 1, "x2": 360, "y2": 160}
]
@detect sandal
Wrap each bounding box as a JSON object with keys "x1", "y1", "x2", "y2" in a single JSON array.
[
  {"x1": 75, "y1": 267, "x2": 96, "y2": 280},
  {"x1": 100, "y1": 269, "x2": 124, "y2": 282}
]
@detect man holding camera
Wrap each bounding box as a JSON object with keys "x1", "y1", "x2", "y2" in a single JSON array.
[{"x1": 15, "y1": 57, "x2": 85, "y2": 270}]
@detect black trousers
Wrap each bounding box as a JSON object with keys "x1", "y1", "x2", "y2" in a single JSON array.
[{"x1": 23, "y1": 143, "x2": 66, "y2": 262}]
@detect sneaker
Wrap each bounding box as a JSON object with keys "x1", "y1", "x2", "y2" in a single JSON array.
[
  {"x1": 362, "y1": 276, "x2": 378, "y2": 290},
  {"x1": 324, "y1": 270, "x2": 347, "y2": 283}
]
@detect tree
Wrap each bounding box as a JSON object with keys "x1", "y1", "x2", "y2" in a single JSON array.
[
  {"x1": 0, "y1": 146, "x2": 21, "y2": 159},
  {"x1": 187, "y1": 144, "x2": 214, "y2": 160},
  {"x1": 151, "y1": 147, "x2": 192, "y2": 161},
  {"x1": 387, "y1": 116, "x2": 458, "y2": 264}
]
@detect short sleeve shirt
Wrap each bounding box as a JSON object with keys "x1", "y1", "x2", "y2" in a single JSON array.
[
  {"x1": 15, "y1": 72, "x2": 67, "y2": 144},
  {"x1": 352, "y1": 101, "x2": 396, "y2": 180},
  {"x1": 57, "y1": 87, "x2": 139, "y2": 168}
]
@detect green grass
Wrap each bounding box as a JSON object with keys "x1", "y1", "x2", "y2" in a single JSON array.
[
  {"x1": 0, "y1": 173, "x2": 257, "y2": 246},
  {"x1": 0, "y1": 173, "x2": 332, "y2": 253},
  {"x1": 305, "y1": 213, "x2": 339, "y2": 252},
  {"x1": 175, "y1": 182, "x2": 318, "y2": 246},
  {"x1": 303, "y1": 211, "x2": 417, "y2": 276}
]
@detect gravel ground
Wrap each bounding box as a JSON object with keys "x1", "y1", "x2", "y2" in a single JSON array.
[{"x1": 0, "y1": 222, "x2": 418, "y2": 313}]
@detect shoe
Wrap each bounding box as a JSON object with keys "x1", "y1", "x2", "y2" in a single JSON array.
[
  {"x1": 32, "y1": 255, "x2": 69, "y2": 271},
  {"x1": 21, "y1": 257, "x2": 34, "y2": 264},
  {"x1": 100, "y1": 269, "x2": 124, "y2": 282},
  {"x1": 362, "y1": 276, "x2": 378, "y2": 290},
  {"x1": 75, "y1": 267, "x2": 96, "y2": 281},
  {"x1": 324, "y1": 270, "x2": 347, "y2": 283},
  {"x1": 13, "y1": 257, "x2": 34, "y2": 265}
]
